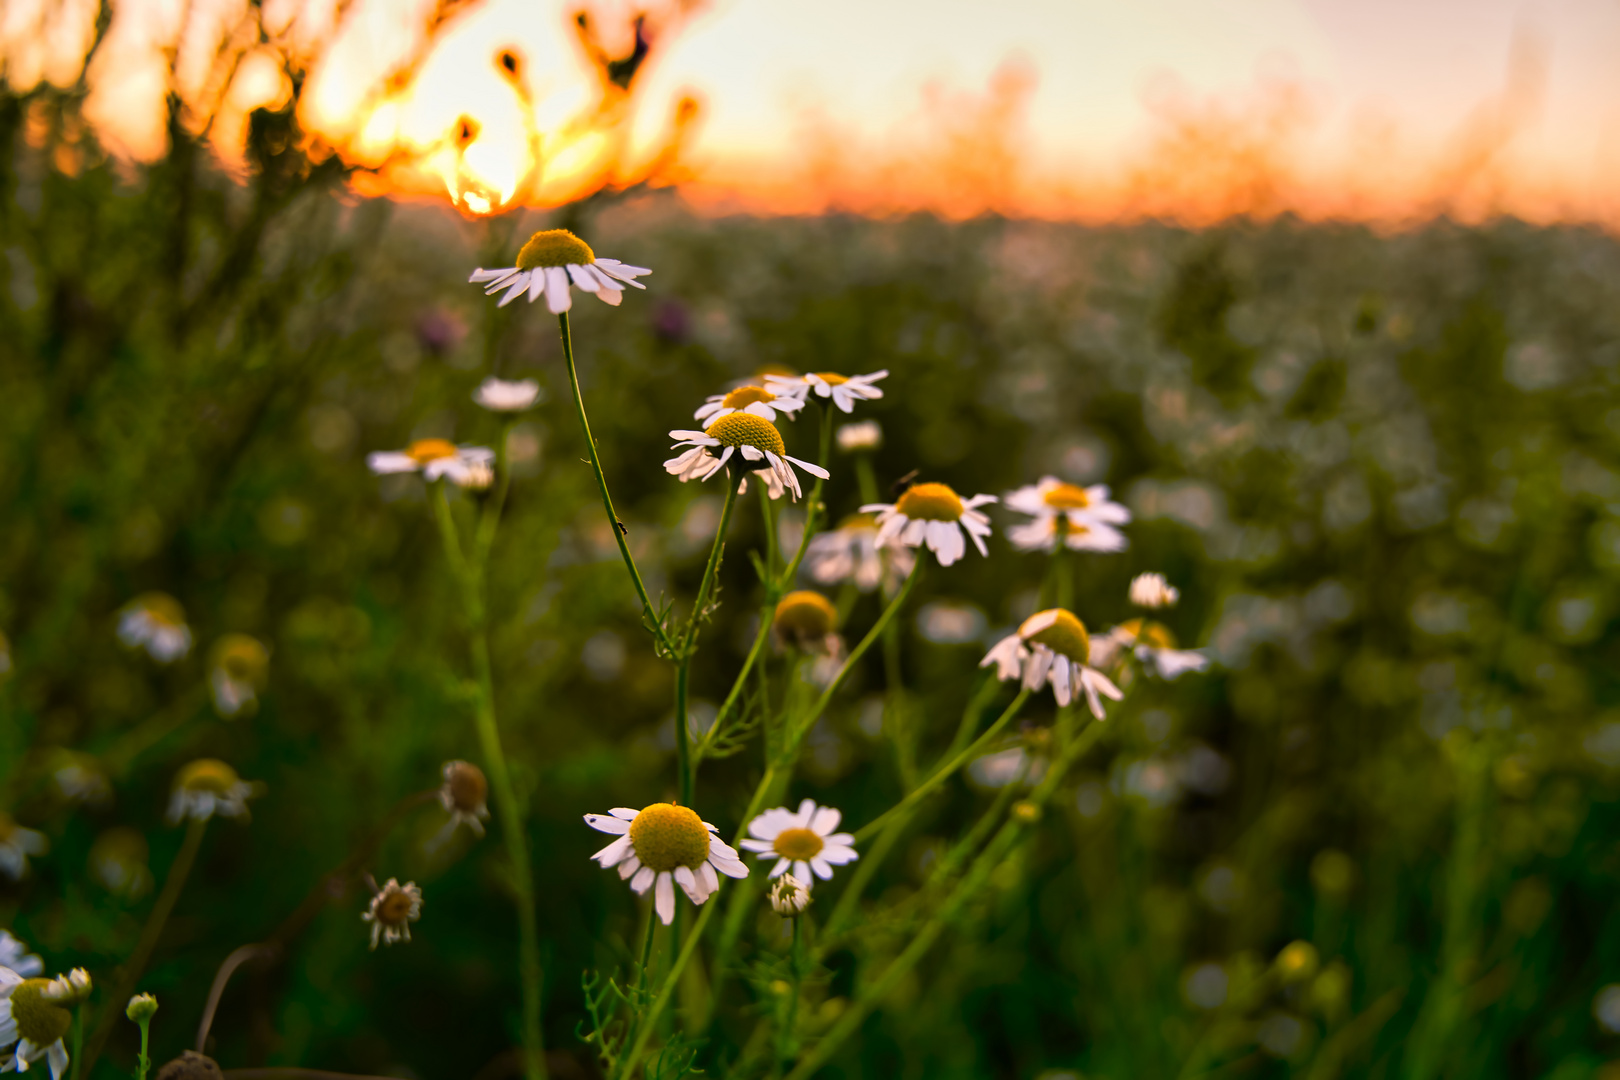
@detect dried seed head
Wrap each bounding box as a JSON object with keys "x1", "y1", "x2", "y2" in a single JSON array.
[
  {"x1": 440, "y1": 761, "x2": 489, "y2": 818},
  {"x1": 156, "y1": 1051, "x2": 224, "y2": 1080},
  {"x1": 363, "y1": 879, "x2": 423, "y2": 949}
]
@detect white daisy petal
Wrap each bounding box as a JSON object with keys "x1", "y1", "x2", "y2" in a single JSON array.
[
  {"x1": 584, "y1": 814, "x2": 632, "y2": 835},
  {"x1": 810, "y1": 806, "x2": 841, "y2": 834},
  {"x1": 655, "y1": 872, "x2": 676, "y2": 925},
  {"x1": 545, "y1": 266, "x2": 572, "y2": 314},
  {"x1": 618, "y1": 855, "x2": 642, "y2": 880},
  {"x1": 593, "y1": 835, "x2": 633, "y2": 866},
  {"x1": 631, "y1": 866, "x2": 656, "y2": 894}
]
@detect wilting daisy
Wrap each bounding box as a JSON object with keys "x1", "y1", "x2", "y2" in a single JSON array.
[
  {"x1": 739, "y1": 799, "x2": 859, "y2": 888},
  {"x1": 363, "y1": 878, "x2": 423, "y2": 949},
  {"x1": 981, "y1": 609, "x2": 1124, "y2": 720},
  {"x1": 117, "y1": 593, "x2": 192, "y2": 663},
  {"x1": 804, "y1": 513, "x2": 915, "y2": 593},
  {"x1": 694, "y1": 385, "x2": 806, "y2": 425},
  {"x1": 367, "y1": 439, "x2": 494, "y2": 485},
  {"x1": 0, "y1": 969, "x2": 83, "y2": 1079},
  {"x1": 209, "y1": 634, "x2": 269, "y2": 718},
  {"x1": 0, "y1": 932, "x2": 42, "y2": 978},
  {"x1": 468, "y1": 229, "x2": 650, "y2": 312},
  {"x1": 437, "y1": 760, "x2": 490, "y2": 839},
  {"x1": 863, "y1": 483, "x2": 996, "y2": 567},
  {"x1": 665, "y1": 413, "x2": 828, "y2": 501},
  {"x1": 767, "y1": 370, "x2": 887, "y2": 414},
  {"x1": 769, "y1": 874, "x2": 811, "y2": 916},
  {"x1": 836, "y1": 420, "x2": 882, "y2": 452},
  {"x1": 1091, "y1": 619, "x2": 1209, "y2": 680},
  {"x1": 1129, "y1": 573, "x2": 1180, "y2": 609},
  {"x1": 473, "y1": 376, "x2": 542, "y2": 412},
  {"x1": 0, "y1": 815, "x2": 46, "y2": 881},
  {"x1": 1004, "y1": 477, "x2": 1131, "y2": 553},
  {"x1": 167, "y1": 760, "x2": 255, "y2": 824},
  {"x1": 584, "y1": 803, "x2": 749, "y2": 926}
]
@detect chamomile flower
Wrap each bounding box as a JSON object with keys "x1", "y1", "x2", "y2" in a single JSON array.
[
  {"x1": 739, "y1": 799, "x2": 859, "y2": 888},
  {"x1": 468, "y1": 228, "x2": 650, "y2": 312},
  {"x1": 0, "y1": 933, "x2": 42, "y2": 978},
  {"x1": 665, "y1": 413, "x2": 829, "y2": 501},
  {"x1": 209, "y1": 634, "x2": 269, "y2": 718},
  {"x1": 117, "y1": 593, "x2": 192, "y2": 663},
  {"x1": 981, "y1": 609, "x2": 1123, "y2": 720},
  {"x1": 584, "y1": 803, "x2": 749, "y2": 926},
  {"x1": 1129, "y1": 573, "x2": 1180, "y2": 609},
  {"x1": 366, "y1": 439, "x2": 494, "y2": 485},
  {"x1": 804, "y1": 514, "x2": 915, "y2": 593},
  {"x1": 362, "y1": 879, "x2": 423, "y2": 949},
  {"x1": 473, "y1": 377, "x2": 542, "y2": 412},
  {"x1": 862, "y1": 483, "x2": 996, "y2": 567},
  {"x1": 167, "y1": 760, "x2": 255, "y2": 824},
  {"x1": 767, "y1": 370, "x2": 887, "y2": 414},
  {"x1": 437, "y1": 760, "x2": 490, "y2": 839},
  {"x1": 772, "y1": 591, "x2": 843, "y2": 661},
  {"x1": 0, "y1": 972, "x2": 75, "y2": 1079},
  {"x1": 46, "y1": 751, "x2": 109, "y2": 807},
  {"x1": 738, "y1": 466, "x2": 787, "y2": 501},
  {"x1": 694, "y1": 385, "x2": 805, "y2": 425},
  {"x1": 1091, "y1": 619, "x2": 1209, "y2": 680},
  {"x1": 1003, "y1": 477, "x2": 1131, "y2": 553},
  {"x1": 0, "y1": 815, "x2": 46, "y2": 881}
]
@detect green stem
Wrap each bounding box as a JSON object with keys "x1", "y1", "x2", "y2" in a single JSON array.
[
  {"x1": 778, "y1": 406, "x2": 835, "y2": 584},
  {"x1": 691, "y1": 614, "x2": 772, "y2": 768},
  {"x1": 558, "y1": 311, "x2": 675, "y2": 653},
  {"x1": 613, "y1": 901, "x2": 719, "y2": 1080},
  {"x1": 473, "y1": 417, "x2": 517, "y2": 565},
  {"x1": 70, "y1": 1005, "x2": 83, "y2": 1080},
  {"x1": 135, "y1": 1016, "x2": 151, "y2": 1080},
  {"x1": 635, "y1": 901, "x2": 659, "y2": 999},
  {"x1": 759, "y1": 479, "x2": 780, "y2": 578},
  {"x1": 674, "y1": 475, "x2": 740, "y2": 805},
  {"x1": 82, "y1": 816, "x2": 208, "y2": 1077},
  {"x1": 779, "y1": 917, "x2": 804, "y2": 1068},
  {"x1": 854, "y1": 454, "x2": 880, "y2": 506}
]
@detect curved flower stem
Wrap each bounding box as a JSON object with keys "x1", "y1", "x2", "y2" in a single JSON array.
[
  {"x1": 852, "y1": 688, "x2": 1031, "y2": 844},
  {"x1": 674, "y1": 475, "x2": 740, "y2": 805},
  {"x1": 82, "y1": 815, "x2": 208, "y2": 1077},
  {"x1": 778, "y1": 917, "x2": 805, "y2": 1068},
  {"x1": 557, "y1": 311, "x2": 675, "y2": 653},
  {"x1": 613, "y1": 902, "x2": 720, "y2": 1080},
  {"x1": 431, "y1": 484, "x2": 547, "y2": 1080},
  {"x1": 784, "y1": 720, "x2": 1106, "y2": 1080}
]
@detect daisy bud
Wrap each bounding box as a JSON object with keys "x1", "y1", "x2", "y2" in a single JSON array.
[
  {"x1": 473, "y1": 376, "x2": 542, "y2": 413},
  {"x1": 41, "y1": 968, "x2": 92, "y2": 1004},
  {"x1": 770, "y1": 874, "x2": 811, "y2": 917},
  {"x1": 835, "y1": 420, "x2": 882, "y2": 452},
  {"x1": 455, "y1": 460, "x2": 495, "y2": 491},
  {"x1": 126, "y1": 993, "x2": 159, "y2": 1023},
  {"x1": 1129, "y1": 572, "x2": 1180, "y2": 609},
  {"x1": 155, "y1": 1051, "x2": 224, "y2": 1080}
]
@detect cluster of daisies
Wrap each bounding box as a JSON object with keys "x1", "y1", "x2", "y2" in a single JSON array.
[
  {"x1": 114, "y1": 594, "x2": 271, "y2": 718},
  {"x1": 0, "y1": 932, "x2": 91, "y2": 1079}
]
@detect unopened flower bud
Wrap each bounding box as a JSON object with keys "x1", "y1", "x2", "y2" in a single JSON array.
[
  {"x1": 836, "y1": 420, "x2": 882, "y2": 452},
  {"x1": 126, "y1": 993, "x2": 159, "y2": 1023},
  {"x1": 770, "y1": 874, "x2": 811, "y2": 917},
  {"x1": 1129, "y1": 572, "x2": 1180, "y2": 609},
  {"x1": 456, "y1": 461, "x2": 495, "y2": 491}
]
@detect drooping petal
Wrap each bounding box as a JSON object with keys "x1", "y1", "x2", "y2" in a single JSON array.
[
  {"x1": 544, "y1": 266, "x2": 572, "y2": 314},
  {"x1": 785, "y1": 454, "x2": 830, "y2": 479},
  {"x1": 630, "y1": 866, "x2": 656, "y2": 894},
  {"x1": 655, "y1": 872, "x2": 676, "y2": 925},
  {"x1": 618, "y1": 855, "x2": 642, "y2": 880},
  {"x1": 592, "y1": 835, "x2": 633, "y2": 866}
]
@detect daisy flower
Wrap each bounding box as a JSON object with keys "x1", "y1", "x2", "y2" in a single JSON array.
[
  {"x1": 363, "y1": 878, "x2": 423, "y2": 949},
  {"x1": 665, "y1": 413, "x2": 828, "y2": 501},
  {"x1": 88, "y1": 828, "x2": 152, "y2": 899},
  {"x1": 0, "y1": 932, "x2": 42, "y2": 978},
  {"x1": 436, "y1": 760, "x2": 490, "y2": 839},
  {"x1": 46, "y1": 751, "x2": 109, "y2": 807},
  {"x1": 167, "y1": 760, "x2": 255, "y2": 824},
  {"x1": 772, "y1": 591, "x2": 842, "y2": 658},
  {"x1": 766, "y1": 370, "x2": 887, "y2": 414},
  {"x1": 981, "y1": 609, "x2": 1124, "y2": 720},
  {"x1": 739, "y1": 799, "x2": 859, "y2": 888},
  {"x1": 366, "y1": 439, "x2": 494, "y2": 485},
  {"x1": 0, "y1": 815, "x2": 46, "y2": 881},
  {"x1": 804, "y1": 513, "x2": 915, "y2": 593},
  {"x1": 209, "y1": 634, "x2": 269, "y2": 719},
  {"x1": 862, "y1": 482, "x2": 996, "y2": 567},
  {"x1": 836, "y1": 420, "x2": 882, "y2": 452},
  {"x1": 1129, "y1": 572, "x2": 1180, "y2": 609},
  {"x1": 1091, "y1": 619, "x2": 1209, "y2": 680},
  {"x1": 0, "y1": 968, "x2": 87, "y2": 1080},
  {"x1": 1003, "y1": 477, "x2": 1131, "y2": 553},
  {"x1": 585, "y1": 804, "x2": 748, "y2": 926},
  {"x1": 769, "y1": 874, "x2": 811, "y2": 916},
  {"x1": 694, "y1": 385, "x2": 806, "y2": 425},
  {"x1": 117, "y1": 593, "x2": 192, "y2": 663},
  {"x1": 469, "y1": 228, "x2": 649, "y2": 312},
  {"x1": 473, "y1": 377, "x2": 542, "y2": 412}
]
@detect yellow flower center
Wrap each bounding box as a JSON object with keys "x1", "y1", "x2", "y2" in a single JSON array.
[
  {"x1": 514, "y1": 228, "x2": 595, "y2": 270},
  {"x1": 136, "y1": 593, "x2": 185, "y2": 627},
  {"x1": 836, "y1": 512, "x2": 877, "y2": 531},
  {"x1": 720, "y1": 386, "x2": 776, "y2": 409},
  {"x1": 813, "y1": 372, "x2": 850, "y2": 386},
  {"x1": 773, "y1": 827, "x2": 825, "y2": 860},
  {"x1": 406, "y1": 439, "x2": 458, "y2": 464},
  {"x1": 444, "y1": 762, "x2": 488, "y2": 813},
  {"x1": 1042, "y1": 482, "x2": 1093, "y2": 510},
  {"x1": 376, "y1": 888, "x2": 416, "y2": 924},
  {"x1": 895, "y1": 482, "x2": 964, "y2": 522},
  {"x1": 628, "y1": 803, "x2": 711, "y2": 873},
  {"x1": 704, "y1": 413, "x2": 786, "y2": 456},
  {"x1": 1118, "y1": 618, "x2": 1178, "y2": 650},
  {"x1": 176, "y1": 759, "x2": 242, "y2": 795},
  {"x1": 10, "y1": 980, "x2": 71, "y2": 1048},
  {"x1": 1021, "y1": 609, "x2": 1090, "y2": 664},
  {"x1": 773, "y1": 591, "x2": 838, "y2": 643},
  {"x1": 214, "y1": 634, "x2": 267, "y2": 681}
]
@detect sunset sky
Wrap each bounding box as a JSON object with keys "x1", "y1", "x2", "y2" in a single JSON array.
[{"x1": 8, "y1": 0, "x2": 1620, "y2": 222}]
